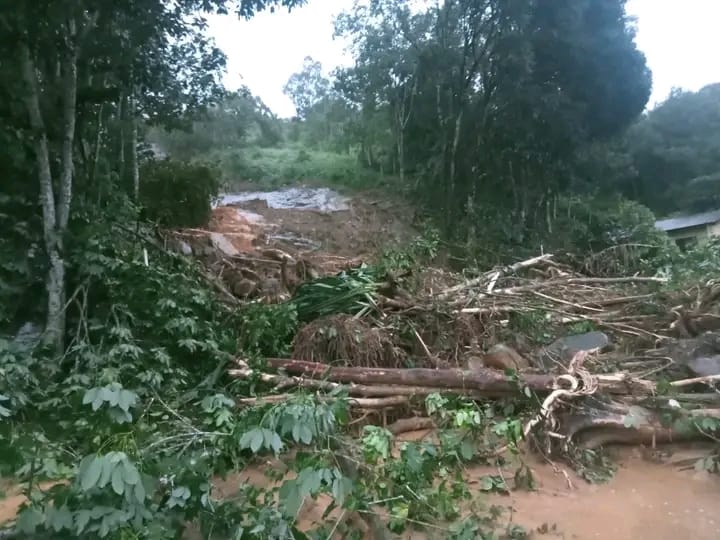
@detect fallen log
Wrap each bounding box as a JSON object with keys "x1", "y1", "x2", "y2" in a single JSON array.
[
  {"x1": 236, "y1": 393, "x2": 410, "y2": 409},
  {"x1": 262, "y1": 358, "x2": 655, "y2": 395},
  {"x1": 387, "y1": 417, "x2": 435, "y2": 435},
  {"x1": 555, "y1": 398, "x2": 720, "y2": 450},
  {"x1": 228, "y1": 363, "x2": 493, "y2": 398}
]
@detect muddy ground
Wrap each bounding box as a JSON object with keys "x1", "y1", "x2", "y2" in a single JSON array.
[
  {"x1": 209, "y1": 186, "x2": 418, "y2": 258},
  {"x1": 2, "y1": 186, "x2": 719, "y2": 539}
]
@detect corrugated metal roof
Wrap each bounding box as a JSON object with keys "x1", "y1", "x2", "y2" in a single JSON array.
[{"x1": 655, "y1": 209, "x2": 720, "y2": 232}]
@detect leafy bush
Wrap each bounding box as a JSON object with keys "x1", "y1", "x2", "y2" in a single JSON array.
[
  {"x1": 659, "y1": 236, "x2": 720, "y2": 285},
  {"x1": 548, "y1": 195, "x2": 679, "y2": 274},
  {"x1": 212, "y1": 145, "x2": 384, "y2": 189},
  {"x1": 139, "y1": 159, "x2": 220, "y2": 228}
]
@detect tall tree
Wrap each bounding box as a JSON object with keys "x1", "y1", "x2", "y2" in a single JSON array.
[
  {"x1": 336, "y1": 0, "x2": 651, "y2": 242},
  {"x1": 283, "y1": 56, "x2": 331, "y2": 119},
  {"x1": 1, "y1": 0, "x2": 306, "y2": 352}
]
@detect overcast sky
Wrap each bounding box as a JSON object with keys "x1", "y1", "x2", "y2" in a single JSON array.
[{"x1": 206, "y1": 0, "x2": 720, "y2": 118}]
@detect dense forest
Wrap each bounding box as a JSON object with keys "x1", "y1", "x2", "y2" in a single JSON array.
[
  {"x1": 152, "y1": 0, "x2": 720, "y2": 256},
  {"x1": 2, "y1": 0, "x2": 720, "y2": 538}
]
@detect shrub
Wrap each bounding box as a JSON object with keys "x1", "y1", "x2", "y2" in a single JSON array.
[{"x1": 139, "y1": 159, "x2": 220, "y2": 228}]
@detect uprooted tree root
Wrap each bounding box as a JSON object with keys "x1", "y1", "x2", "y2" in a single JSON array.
[{"x1": 292, "y1": 314, "x2": 407, "y2": 369}]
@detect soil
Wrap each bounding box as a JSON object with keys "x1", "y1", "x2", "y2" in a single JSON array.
[
  {"x1": 180, "y1": 438, "x2": 720, "y2": 540},
  {"x1": 208, "y1": 186, "x2": 418, "y2": 259},
  {"x1": 3, "y1": 446, "x2": 719, "y2": 539},
  {"x1": 3, "y1": 186, "x2": 720, "y2": 538}
]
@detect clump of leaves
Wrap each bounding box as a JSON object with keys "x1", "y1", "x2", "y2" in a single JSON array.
[
  {"x1": 237, "y1": 302, "x2": 298, "y2": 357},
  {"x1": 291, "y1": 264, "x2": 383, "y2": 322}
]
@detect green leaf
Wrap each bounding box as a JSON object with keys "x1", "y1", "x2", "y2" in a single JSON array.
[
  {"x1": 91, "y1": 393, "x2": 105, "y2": 411},
  {"x1": 117, "y1": 390, "x2": 136, "y2": 412},
  {"x1": 250, "y1": 429, "x2": 264, "y2": 453},
  {"x1": 80, "y1": 455, "x2": 103, "y2": 491},
  {"x1": 98, "y1": 458, "x2": 114, "y2": 488},
  {"x1": 122, "y1": 460, "x2": 140, "y2": 485},
  {"x1": 279, "y1": 480, "x2": 302, "y2": 518},
  {"x1": 75, "y1": 510, "x2": 91, "y2": 533},
  {"x1": 99, "y1": 386, "x2": 114, "y2": 404},
  {"x1": 134, "y1": 480, "x2": 147, "y2": 503},
  {"x1": 111, "y1": 465, "x2": 125, "y2": 495},
  {"x1": 47, "y1": 505, "x2": 73, "y2": 532},
  {"x1": 480, "y1": 476, "x2": 495, "y2": 491},
  {"x1": 298, "y1": 468, "x2": 322, "y2": 495},
  {"x1": 16, "y1": 507, "x2": 44, "y2": 534},
  {"x1": 299, "y1": 424, "x2": 313, "y2": 445},
  {"x1": 239, "y1": 430, "x2": 254, "y2": 449},
  {"x1": 460, "y1": 439, "x2": 475, "y2": 461},
  {"x1": 82, "y1": 388, "x2": 98, "y2": 406},
  {"x1": 331, "y1": 475, "x2": 353, "y2": 506}
]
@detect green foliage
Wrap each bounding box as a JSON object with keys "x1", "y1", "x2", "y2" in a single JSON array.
[
  {"x1": 507, "y1": 311, "x2": 554, "y2": 346},
  {"x1": 606, "y1": 84, "x2": 720, "y2": 215},
  {"x1": 216, "y1": 145, "x2": 383, "y2": 189},
  {"x1": 139, "y1": 159, "x2": 220, "y2": 228},
  {"x1": 659, "y1": 237, "x2": 720, "y2": 285},
  {"x1": 336, "y1": 0, "x2": 651, "y2": 240},
  {"x1": 0, "y1": 193, "x2": 44, "y2": 327},
  {"x1": 290, "y1": 264, "x2": 384, "y2": 323},
  {"x1": 379, "y1": 225, "x2": 441, "y2": 275},
  {"x1": 236, "y1": 303, "x2": 298, "y2": 357},
  {"x1": 546, "y1": 195, "x2": 678, "y2": 274}
]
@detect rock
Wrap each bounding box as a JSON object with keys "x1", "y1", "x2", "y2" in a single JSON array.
[
  {"x1": 177, "y1": 240, "x2": 193, "y2": 256},
  {"x1": 544, "y1": 331, "x2": 611, "y2": 363},
  {"x1": 653, "y1": 332, "x2": 720, "y2": 377},
  {"x1": 686, "y1": 355, "x2": 720, "y2": 377},
  {"x1": 210, "y1": 232, "x2": 239, "y2": 257},
  {"x1": 468, "y1": 344, "x2": 530, "y2": 372}
]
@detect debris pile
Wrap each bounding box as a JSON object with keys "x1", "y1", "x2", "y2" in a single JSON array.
[{"x1": 226, "y1": 252, "x2": 720, "y2": 461}]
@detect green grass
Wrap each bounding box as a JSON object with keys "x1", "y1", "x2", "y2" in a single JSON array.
[{"x1": 207, "y1": 145, "x2": 389, "y2": 191}]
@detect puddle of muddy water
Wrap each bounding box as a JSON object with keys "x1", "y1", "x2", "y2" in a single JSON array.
[{"x1": 218, "y1": 187, "x2": 350, "y2": 212}]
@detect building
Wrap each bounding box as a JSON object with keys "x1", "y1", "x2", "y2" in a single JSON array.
[{"x1": 655, "y1": 209, "x2": 720, "y2": 249}]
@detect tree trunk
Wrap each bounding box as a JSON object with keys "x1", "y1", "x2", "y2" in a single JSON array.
[
  {"x1": 118, "y1": 92, "x2": 126, "y2": 184},
  {"x1": 20, "y1": 44, "x2": 65, "y2": 352},
  {"x1": 58, "y1": 26, "x2": 78, "y2": 230},
  {"x1": 261, "y1": 358, "x2": 656, "y2": 396},
  {"x1": 449, "y1": 109, "x2": 463, "y2": 198},
  {"x1": 129, "y1": 93, "x2": 139, "y2": 201},
  {"x1": 397, "y1": 126, "x2": 405, "y2": 184},
  {"x1": 91, "y1": 103, "x2": 104, "y2": 189}
]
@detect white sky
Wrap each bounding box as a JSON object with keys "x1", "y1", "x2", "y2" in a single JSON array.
[{"x1": 206, "y1": 0, "x2": 720, "y2": 118}]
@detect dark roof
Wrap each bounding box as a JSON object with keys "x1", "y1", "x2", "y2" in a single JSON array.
[{"x1": 655, "y1": 209, "x2": 720, "y2": 232}]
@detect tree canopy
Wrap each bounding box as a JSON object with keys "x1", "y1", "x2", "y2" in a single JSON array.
[{"x1": 333, "y1": 0, "x2": 651, "y2": 242}]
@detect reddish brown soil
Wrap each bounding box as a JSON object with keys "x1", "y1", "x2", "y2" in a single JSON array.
[{"x1": 207, "y1": 190, "x2": 417, "y2": 258}]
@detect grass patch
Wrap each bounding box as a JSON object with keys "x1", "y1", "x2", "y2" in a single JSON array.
[{"x1": 209, "y1": 145, "x2": 389, "y2": 191}]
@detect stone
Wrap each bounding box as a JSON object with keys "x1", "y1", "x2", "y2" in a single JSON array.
[
  {"x1": 177, "y1": 240, "x2": 193, "y2": 256},
  {"x1": 687, "y1": 355, "x2": 720, "y2": 377},
  {"x1": 544, "y1": 331, "x2": 611, "y2": 363},
  {"x1": 210, "y1": 232, "x2": 239, "y2": 257},
  {"x1": 468, "y1": 344, "x2": 530, "y2": 371}
]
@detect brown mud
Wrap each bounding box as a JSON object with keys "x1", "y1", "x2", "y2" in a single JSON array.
[
  {"x1": 3, "y1": 187, "x2": 720, "y2": 539},
  {"x1": 208, "y1": 186, "x2": 417, "y2": 258}
]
